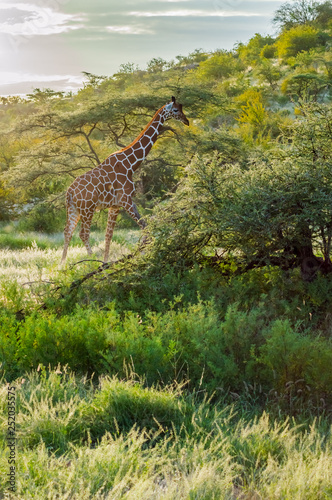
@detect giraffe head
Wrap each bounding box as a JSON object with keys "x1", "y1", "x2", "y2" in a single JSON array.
[{"x1": 165, "y1": 96, "x2": 189, "y2": 126}]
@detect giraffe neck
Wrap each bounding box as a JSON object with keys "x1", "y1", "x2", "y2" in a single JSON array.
[{"x1": 121, "y1": 105, "x2": 168, "y2": 172}]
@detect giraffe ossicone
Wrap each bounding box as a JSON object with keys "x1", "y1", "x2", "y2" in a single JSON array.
[{"x1": 61, "y1": 96, "x2": 189, "y2": 264}]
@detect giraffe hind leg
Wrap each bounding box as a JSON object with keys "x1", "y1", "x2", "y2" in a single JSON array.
[
  {"x1": 61, "y1": 205, "x2": 80, "y2": 264},
  {"x1": 79, "y1": 213, "x2": 94, "y2": 256}
]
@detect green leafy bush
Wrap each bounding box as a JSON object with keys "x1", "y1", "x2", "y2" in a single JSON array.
[
  {"x1": 281, "y1": 71, "x2": 328, "y2": 100},
  {"x1": 258, "y1": 319, "x2": 332, "y2": 395},
  {"x1": 17, "y1": 203, "x2": 65, "y2": 234},
  {"x1": 277, "y1": 25, "x2": 328, "y2": 60},
  {"x1": 13, "y1": 306, "x2": 113, "y2": 375},
  {"x1": 198, "y1": 51, "x2": 244, "y2": 80},
  {"x1": 1, "y1": 292, "x2": 331, "y2": 411}
]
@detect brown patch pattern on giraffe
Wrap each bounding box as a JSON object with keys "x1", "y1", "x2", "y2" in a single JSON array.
[{"x1": 61, "y1": 97, "x2": 189, "y2": 263}]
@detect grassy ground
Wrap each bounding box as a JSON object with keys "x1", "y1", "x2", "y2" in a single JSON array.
[
  {"x1": 0, "y1": 225, "x2": 331, "y2": 498},
  {"x1": 0, "y1": 226, "x2": 139, "y2": 310},
  {"x1": 0, "y1": 369, "x2": 331, "y2": 499}
]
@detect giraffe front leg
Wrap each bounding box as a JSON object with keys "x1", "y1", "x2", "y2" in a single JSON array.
[
  {"x1": 79, "y1": 212, "x2": 94, "y2": 256},
  {"x1": 104, "y1": 206, "x2": 119, "y2": 262},
  {"x1": 125, "y1": 202, "x2": 149, "y2": 247},
  {"x1": 126, "y1": 202, "x2": 146, "y2": 230}
]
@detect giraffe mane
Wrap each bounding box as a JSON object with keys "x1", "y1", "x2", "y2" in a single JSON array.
[{"x1": 119, "y1": 105, "x2": 166, "y2": 152}]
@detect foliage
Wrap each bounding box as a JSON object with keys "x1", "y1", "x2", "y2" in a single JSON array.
[
  {"x1": 17, "y1": 202, "x2": 66, "y2": 233},
  {"x1": 256, "y1": 58, "x2": 282, "y2": 89},
  {"x1": 281, "y1": 71, "x2": 329, "y2": 99},
  {"x1": 1, "y1": 255, "x2": 332, "y2": 412},
  {"x1": 2, "y1": 5, "x2": 332, "y2": 495},
  {"x1": 146, "y1": 57, "x2": 172, "y2": 73},
  {"x1": 237, "y1": 33, "x2": 276, "y2": 64},
  {"x1": 197, "y1": 51, "x2": 244, "y2": 80},
  {"x1": 315, "y1": 0, "x2": 332, "y2": 27},
  {"x1": 273, "y1": 0, "x2": 320, "y2": 31},
  {"x1": 260, "y1": 43, "x2": 278, "y2": 59},
  {"x1": 138, "y1": 101, "x2": 332, "y2": 282},
  {"x1": 0, "y1": 183, "x2": 15, "y2": 220},
  {"x1": 272, "y1": 0, "x2": 332, "y2": 33},
  {"x1": 235, "y1": 90, "x2": 280, "y2": 142},
  {"x1": 276, "y1": 24, "x2": 328, "y2": 60}
]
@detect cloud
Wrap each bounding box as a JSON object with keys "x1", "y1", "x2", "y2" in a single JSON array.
[
  {"x1": 0, "y1": 3, "x2": 84, "y2": 36},
  {"x1": 106, "y1": 25, "x2": 154, "y2": 35},
  {"x1": 129, "y1": 9, "x2": 264, "y2": 18},
  {"x1": 0, "y1": 71, "x2": 83, "y2": 86},
  {"x1": 0, "y1": 71, "x2": 84, "y2": 95}
]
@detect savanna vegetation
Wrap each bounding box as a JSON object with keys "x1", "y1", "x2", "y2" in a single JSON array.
[{"x1": 0, "y1": 0, "x2": 332, "y2": 497}]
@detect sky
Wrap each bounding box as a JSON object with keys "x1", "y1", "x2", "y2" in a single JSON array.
[{"x1": 0, "y1": 0, "x2": 285, "y2": 96}]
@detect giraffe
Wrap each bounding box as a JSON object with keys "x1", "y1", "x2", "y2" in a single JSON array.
[{"x1": 61, "y1": 96, "x2": 189, "y2": 263}]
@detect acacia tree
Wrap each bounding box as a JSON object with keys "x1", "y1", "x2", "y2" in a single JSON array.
[
  {"x1": 146, "y1": 102, "x2": 332, "y2": 280},
  {"x1": 4, "y1": 59, "x2": 224, "y2": 214},
  {"x1": 281, "y1": 72, "x2": 329, "y2": 100},
  {"x1": 6, "y1": 87, "x2": 193, "y2": 211},
  {"x1": 273, "y1": 0, "x2": 320, "y2": 31},
  {"x1": 315, "y1": 1, "x2": 332, "y2": 27},
  {"x1": 273, "y1": 0, "x2": 332, "y2": 32}
]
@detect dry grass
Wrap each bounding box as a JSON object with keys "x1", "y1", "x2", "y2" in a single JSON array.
[
  {"x1": 0, "y1": 229, "x2": 138, "y2": 309},
  {"x1": 0, "y1": 370, "x2": 331, "y2": 499}
]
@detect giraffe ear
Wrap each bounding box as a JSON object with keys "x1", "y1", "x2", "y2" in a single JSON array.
[{"x1": 171, "y1": 96, "x2": 176, "y2": 103}]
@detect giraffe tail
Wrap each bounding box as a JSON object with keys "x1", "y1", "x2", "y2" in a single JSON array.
[
  {"x1": 65, "y1": 190, "x2": 73, "y2": 207},
  {"x1": 64, "y1": 190, "x2": 78, "y2": 226}
]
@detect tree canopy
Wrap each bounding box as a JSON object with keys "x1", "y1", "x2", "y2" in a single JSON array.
[
  {"x1": 272, "y1": 0, "x2": 332, "y2": 31},
  {"x1": 1, "y1": 0, "x2": 332, "y2": 278}
]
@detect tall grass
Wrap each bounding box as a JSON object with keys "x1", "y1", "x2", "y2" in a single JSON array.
[
  {"x1": 0, "y1": 228, "x2": 139, "y2": 310},
  {"x1": 0, "y1": 227, "x2": 331, "y2": 498},
  {"x1": 0, "y1": 369, "x2": 331, "y2": 499}
]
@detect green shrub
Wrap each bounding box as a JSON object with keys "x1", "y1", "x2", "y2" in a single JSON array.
[
  {"x1": 281, "y1": 72, "x2": 328, "y2": 100},
  {"x1": 277, "y1": 25, "x2": 327, "y2": 60},
  {"x1": 258, "y1": 319, "x2": 332, "y2": 404},
  {"x1": 14, "y1": 306, "x2": 113, "y2": 375},
  {"x1": 1, "y1": 269, "x2": 332, "y2": 412},
  {"x1": 17, "y1": 203, "x2": 65, "y2": 234},
  {"x1": 0, "y1": 311, "x2": 19, "y2": 378},
  {"x1": 260, "y1": 43, "x2": 277, "y2": 58},
  {"x1": 198, "y1": 51, "x2": 244, "y2": 80}
]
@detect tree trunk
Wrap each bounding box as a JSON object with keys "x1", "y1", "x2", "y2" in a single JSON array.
[{"x1": 292, "y1": 225, "x2": 322, "y2": 281}]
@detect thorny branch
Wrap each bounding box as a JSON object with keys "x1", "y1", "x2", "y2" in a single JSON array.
[{"x1": 37, "y1": 250, "x2": 141, "y2": 312}]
